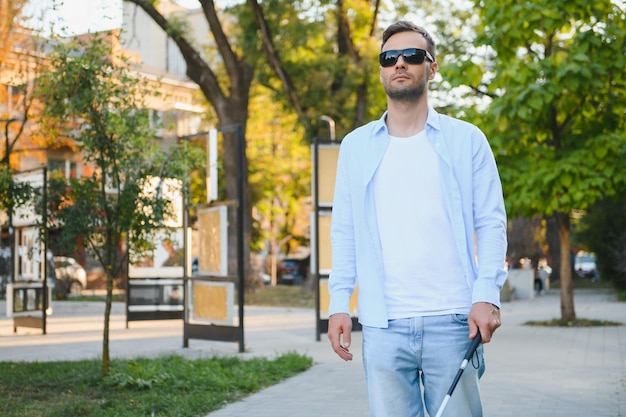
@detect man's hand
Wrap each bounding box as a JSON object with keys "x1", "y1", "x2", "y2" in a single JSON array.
[
  {"x1": 328, "y1": 313, "x2": 353, "y2": 361},
  {"x1": 468, "y1": 302, "x2": 501, "y2": 343}
]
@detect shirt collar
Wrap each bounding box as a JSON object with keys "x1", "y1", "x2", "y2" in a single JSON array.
[
  {"x1": 426, "y1": 106, "x2": 441, "y2": 131},
  {"x1": 372, "y1": 106, "x2": 441, "y2": 136}
]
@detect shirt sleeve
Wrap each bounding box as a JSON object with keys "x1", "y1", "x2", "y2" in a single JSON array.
[
  {"x1": 471, "y1": 130, "x2": 508, "y2": 308},
  {"x1": 327, "y1": 139, "x2": 357, "y2": 316}
]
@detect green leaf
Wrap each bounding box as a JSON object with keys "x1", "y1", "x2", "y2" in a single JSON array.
[
  {"x1": 594, "y1": 146, "x2": 608, "y2": 159},
  {"x1": 527, "y1": 95, "x2": 542, "y2": 111},
  {"x1": 561, "y1": 174, "x2": 573, "y2": 188}
]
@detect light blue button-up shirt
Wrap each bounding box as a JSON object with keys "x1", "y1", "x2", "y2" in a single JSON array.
[{"x1": 328, "y1": 107, "x2": 508, "y2": 328}]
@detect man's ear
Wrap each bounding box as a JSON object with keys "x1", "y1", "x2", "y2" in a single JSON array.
[{"x1": 428, "y1": 62, "x2": 438, "y2": 80}]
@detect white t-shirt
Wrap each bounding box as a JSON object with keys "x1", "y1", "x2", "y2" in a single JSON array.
[{"x1": 372, "y1": 130, "x2": 471, "y2": 318}]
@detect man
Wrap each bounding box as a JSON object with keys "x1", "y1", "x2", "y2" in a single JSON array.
[
  {"x1": 327, "y1": 21, "x2": 508, "y2": 417},
  {"x1": 161, "y1": 238, "x2": 183, "y2": 267}
]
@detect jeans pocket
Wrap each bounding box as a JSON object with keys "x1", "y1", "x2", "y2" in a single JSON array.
[{"x1": 452, "y1": 313, "x2": 469, "y2": 324}]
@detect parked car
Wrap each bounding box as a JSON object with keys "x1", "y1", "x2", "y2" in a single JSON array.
[
  {"x1": 574, "y1": 252, "x2": 598, "y2": 280},
  {"x1": 277, "y1": 257, "x2": 309, "y2": 285},
  {"x1": 53, "y1": 256, "x2": 87, "y2": 296}
]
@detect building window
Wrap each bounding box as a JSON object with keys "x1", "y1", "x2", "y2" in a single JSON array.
[
  {"x1": 48, "y1": 159, "x2": 78, "y2": 180},
  {"x1": 150, "y1": 109, "x2": 164, "y2": 138},
  {"x1": 0, "y1": 84, "x2": 23, "y2": 114}
]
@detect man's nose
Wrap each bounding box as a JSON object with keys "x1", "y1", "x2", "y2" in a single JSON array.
[{"x1": 395, "y1": 55, "x2": 408, "y2": 68}]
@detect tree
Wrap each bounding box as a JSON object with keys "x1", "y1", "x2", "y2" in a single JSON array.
[
  {"x1": 36, "y1": 33, "x2": 200, "y2": 375},
  {"x1": 0, "y1": 166, "x2": 32, "y2": 212},
  {"x1": 124, "y1": 0, "x2": 254, "y2": 278},
  {"x1": 237, "y1": 0, "x2": 380, "y2": 269},
  {"x1": 244, "y1": 0, "x2": 386, "y2": 135},
  {"x1": 442, "y1": 0, "x2": 626, "y2": 320},
  {"x1": 246, "y1": 85, "x2": 311, "y2": 283},
  {"x1": 507, "y1": 216, "x2": 547, "y2": 268}
]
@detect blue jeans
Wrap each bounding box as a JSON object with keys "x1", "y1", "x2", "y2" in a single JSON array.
[{"x1": 362, "y1": 315, "x2": 485, "y2": 417}]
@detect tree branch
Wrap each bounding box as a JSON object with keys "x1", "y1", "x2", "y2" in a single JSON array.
[
  {"x1": 198, "y1": 0, "x2": 241, "y2": 87},
  {"x1": 124, "y1": 0, "x2": 226, "y2": 104},
  {"x1": 247, "y1": 0, "x2": 304, "y2": 117}
]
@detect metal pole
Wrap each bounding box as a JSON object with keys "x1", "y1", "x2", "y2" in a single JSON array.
[
  {"x1": 316, "y1": 117, "x2": 335, "y2": 341},
  {"x1": 319, "y1": 115, "x2": 336, "y2": 140},
  {"x1": 182, "y1": 141, "x2": 190, "y2": 348},
  {"x1": 42, "y1": 167, "x2": 48, "y2": 335},
  {"x1": 3, "y1": 118, "x2": 17, "y2": 287},
  {"x1": 177, "y1": 132, "x2": 195, "y2": 348},
  {"x1": 125, "y1": 234, "x2": 130, "y2": 329},
  {"x1": 313, "y1": 137, "x2": 321, "y2": 341},
  {"x1": 236, "y1": 124, "x2": 245, "y2": 353}
]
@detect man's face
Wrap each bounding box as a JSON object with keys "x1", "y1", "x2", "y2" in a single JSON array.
[{"x1": 379, "y1": 31, "x2": 437, "y2": 103}]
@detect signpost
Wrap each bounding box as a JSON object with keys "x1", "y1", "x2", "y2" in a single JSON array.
[
  {"x1": 7, "y1": 167, "x2": 51, "y2": 334},
  {"x1": 311, "y1": 137, "x2": 360, "y2": 341},
  {"x1": 182, "y1": 124, "x2": 246, "y2": 353}
]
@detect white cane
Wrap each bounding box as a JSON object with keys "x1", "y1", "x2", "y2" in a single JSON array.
[{"x1": 434, "y1": 331, "x2": 482, "y2": 417}]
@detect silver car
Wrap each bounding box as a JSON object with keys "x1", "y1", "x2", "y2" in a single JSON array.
[
  {"x1": 53, "y1": 256, "x2": 88, "y2": 295},
  {"x1": 574, "y1": 252, "x2": 598, "y2": 280}
]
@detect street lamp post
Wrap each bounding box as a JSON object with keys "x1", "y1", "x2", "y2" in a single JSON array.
[
  {"x1": 319, "y1": 115, "x2": 336, "y2": 140},
  {"x1": 2, "y1": 118, "x2": 17, "y2": 285}
]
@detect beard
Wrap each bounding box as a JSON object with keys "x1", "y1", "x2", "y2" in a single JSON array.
[{"x1": 383, "y1": 73, "x2": 428, "y2": 103}]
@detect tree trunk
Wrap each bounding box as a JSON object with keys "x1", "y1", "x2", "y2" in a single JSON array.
[
  {"x1": 555, "y1": 212, "x2": 576, "y2": 320},
  {"x1": 102, "y1": 270, "x2": 112, "y2": 376},
  {"x1": 221, "y1": 115, "x2": 251, "y2": 282}
]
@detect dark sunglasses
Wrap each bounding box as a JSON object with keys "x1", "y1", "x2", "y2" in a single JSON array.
[{"x1": 378, "y1": 48, "x2": 434, "y2": 67}]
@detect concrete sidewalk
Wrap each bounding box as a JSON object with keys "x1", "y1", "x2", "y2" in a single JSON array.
[{"x1": 1, "y1": 288, "x2": 625, "y2": 417}]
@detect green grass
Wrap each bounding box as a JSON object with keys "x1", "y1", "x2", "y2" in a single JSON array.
[
  {"x1": 245, "y1": 285, "x2": 315, "y2": 308},
  {"x1": 0, "y1": 352, "x2": 313, "y2": 417},
  {"x1": 0, "y1": 286, "x2": 315, "y2": 416},
  {"x1": 49, "y1": 284, "x2": 316, "y2": 308}
]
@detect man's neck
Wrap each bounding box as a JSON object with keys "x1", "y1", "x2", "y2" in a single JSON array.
[{"x1": 385, "y1": 98, "x2": 429, "y2": 138}]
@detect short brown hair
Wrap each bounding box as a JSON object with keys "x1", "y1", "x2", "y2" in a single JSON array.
[{"x1": 381, "y1": 21, "x2": 436, "y2": 62}]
